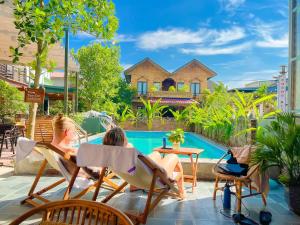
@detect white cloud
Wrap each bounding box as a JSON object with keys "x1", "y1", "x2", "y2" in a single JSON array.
[
  {"x1": 180, "y1": 42, "x2": 251, "y2": 56},
  {"x1": 122, "y1": 64, "x2": 133, "y2": 70},
  {"x1": 76, "y1": 31, "x2": 95, "y2": 39},
  {"x1": 212, "y1": 26, "x2": 245, "y2": 46},
  {"x1": 137, "y1": 28, "x2": 205, "y2": 50},
  {"x1": 251, "y1": 20, "x2": 288, "y2": 48},
  {"x1": 114, "y1": 34, "x2": 136, "y2": 43},
  {"x1": 256, "y1": 33, "x2": 288, "y2": 48},
  {"x1": 219, "y1": 0, "x2": 245, "y2": 12},
  {"x1": 136, "y1": 26, "x2": 246, "y2": 50}
]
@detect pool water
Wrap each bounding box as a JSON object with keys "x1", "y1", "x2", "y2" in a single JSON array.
[{"x1": 88, "y1": 131, "x2": 226, "y2": 159}]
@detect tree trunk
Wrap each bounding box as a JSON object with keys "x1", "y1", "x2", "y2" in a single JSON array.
[{"x1": 26, "y1": 41, "x2": 43, "y2": 139}]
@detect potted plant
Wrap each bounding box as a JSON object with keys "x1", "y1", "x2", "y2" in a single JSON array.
[
  {"x1": 251, "y1": 113, "x2": 300, "y2": 215},
  {"x1": 168, "y1": 128, "x2": 184, "y2": 150}
]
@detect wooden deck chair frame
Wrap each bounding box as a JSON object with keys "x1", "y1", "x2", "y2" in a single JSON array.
[
  {"x1": 212, "y1": 152, "x2": 267, "y2": 213},
  {"x1": 73, "y1": 154, "x2": 182, "y2": 225},
  {"x1": 10, "y1": 199, "x2": 134, "y2": 225},
  {"x1": 21, "y1": 142, "x2": 121, "y2": 207}
]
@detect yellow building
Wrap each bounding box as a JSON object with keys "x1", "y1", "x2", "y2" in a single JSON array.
[{"x1": 124, "y1": 58, "x2": 216, "y2": 109}]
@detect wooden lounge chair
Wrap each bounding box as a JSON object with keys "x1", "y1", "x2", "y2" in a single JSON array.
[
  {"x1": 20, "y1": 142, "x2": 121, "y2": 207},
  {"x1": 76, "y1": 145, "x2": 183, "y2": 225},
  {"x1": 212, "y1": 152, "x2": 267, "y2": 213},
  {"x1": 10, "y1": 199, "x2": 134, "y2": 225}
]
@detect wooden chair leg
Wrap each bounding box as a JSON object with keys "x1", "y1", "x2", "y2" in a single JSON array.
[
  {"x1": 262, "y1": 193, "x2": 267, "y2": 206},
  {"x1": 236, "y1": 181, "x2": 242, "y2": 213},
  {"x1": 92, "y1": 168, "x2": 107, "y2": 201},
  {"x1": 63, "y1": 167, "x2": 80, "y2": 200},
  {"x1": 21, "y1": 159, "x2": 48, "y2": 205},
  {"x1": 213, "y1": 176, "x2": 219, "y2": 200},
  {"x1": 0, "y1": 135, "x2": 4, "y2": 158}
]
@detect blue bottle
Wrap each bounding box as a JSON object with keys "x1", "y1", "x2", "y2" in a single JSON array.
[
  {"x1": 162, "y1": 137, "x2": 166, "y2": 149},
  {"x1": 223, "y1": 183, "x2": 231, "y2": 209}
]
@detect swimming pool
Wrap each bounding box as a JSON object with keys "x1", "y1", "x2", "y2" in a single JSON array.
[{"x1": 88, "y1": 131, "x2": 226, "y2": 159}]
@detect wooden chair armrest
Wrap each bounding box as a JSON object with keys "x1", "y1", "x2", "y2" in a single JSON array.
[{"x1": 36, "y1": 142, "x2": 76, "y2": 164}]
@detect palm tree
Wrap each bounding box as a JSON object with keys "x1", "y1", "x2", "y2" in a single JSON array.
[
  {"x1": 169, "y1": 108, "x2": 189, "y2": 128},
  {"x1": 117, "y1": 105, "x2": 136, "y2": 124},
  {"x1": 140, "y1": 98, "x2": 167, "y2": 130}
]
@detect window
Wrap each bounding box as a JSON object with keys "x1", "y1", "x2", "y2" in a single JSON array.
[
  {"x1": 137, "y1": 81, "x2": 147, "y2": 95},
  {"x1": 190, "y1": 82, "x2": 200, "y2": 96},
  {"x1": 125, "y1": 75, "x2": 131, "y2": 83},
  {"x1": 153, "y1": 82, "x2": 161, "y2": 91},
  {"x1": 177, "y1": 82, "x2": 184, "y2": 91}
]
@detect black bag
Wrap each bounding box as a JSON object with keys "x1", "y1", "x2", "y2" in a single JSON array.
[
  {"x1": 218, "y1": 163, "x2": 248, "y2": 177},
  {"x1": 226, "y1": 150, "x2": 238, "y2": 164}
]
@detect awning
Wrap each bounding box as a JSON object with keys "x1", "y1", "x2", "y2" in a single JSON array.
[
  {"x1": 0, "y1": 0, "x2": 79, "y2": 72},
  {"x1": 133, "y1": 97, "x2": 199, "y2": 106}
]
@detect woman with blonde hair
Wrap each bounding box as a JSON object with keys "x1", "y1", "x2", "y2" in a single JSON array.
[{"x1": 51, "y1": 113, "x2": 78, "y2": 154}]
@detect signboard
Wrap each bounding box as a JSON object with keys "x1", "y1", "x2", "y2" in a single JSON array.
[
  {"x1": 277, "y1": 74, "x2": 287, "y2": 112},
  {"x1": 24, "y1": 88, "x2": 45, "y2": 104}
]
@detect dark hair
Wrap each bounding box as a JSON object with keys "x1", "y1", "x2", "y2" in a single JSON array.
[{"x1": 103, "y1": 127, "x2": 127, "y2": 146}]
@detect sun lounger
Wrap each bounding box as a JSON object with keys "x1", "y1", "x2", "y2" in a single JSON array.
[
  {"x1": 76, "y1": 143, "x2": 183, "y2": 224},
  {"x1": 17, "y1": 139, "x2": 121, "y2": 207}
]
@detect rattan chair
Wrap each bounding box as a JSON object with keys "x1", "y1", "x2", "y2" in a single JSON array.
[
  {"x1": 9, "y1": 199, "x2": 134, "y2": 225},
  {"x1": 212, "y1": 151, "x2": 267, "y2": 213}
]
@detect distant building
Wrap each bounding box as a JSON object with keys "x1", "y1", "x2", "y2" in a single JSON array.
[
  {"x1": 289, "y1": 0, "x2": 300, "y2": 113},
  {"x1": 124, "y1": 58, "x2": 216, "y2": 110},
  {"x1": 244, "y1": 80, "x2": 276, "y2": 88}
]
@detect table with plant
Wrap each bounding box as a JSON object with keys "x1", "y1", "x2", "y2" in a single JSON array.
[{"x1": 154, "y1": 128, "x2": 203, "y2": 192}]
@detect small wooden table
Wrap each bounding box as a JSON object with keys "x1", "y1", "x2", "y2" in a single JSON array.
[{"x1": 154, "y1": 147, "x2": 203, "y2": 192}]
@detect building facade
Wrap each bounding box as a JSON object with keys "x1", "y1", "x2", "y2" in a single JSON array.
[
  {"x1": 289, "y1": 0, "x2": 300, "y2": 113},
  {"x1": 124, "y1": 58, "x2": 216, "y2": 109}
]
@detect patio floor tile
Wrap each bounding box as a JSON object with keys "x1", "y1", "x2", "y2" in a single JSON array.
[{"x1": 0, "y1": 174, "x2": 299, "y2": 225}]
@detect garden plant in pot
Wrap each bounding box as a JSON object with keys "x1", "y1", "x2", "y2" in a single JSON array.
[
  {"x1": 252, "y1": 113, "x2": 300, "y2": 215},
  {"x1": 168, "y1": 128, "x2": 184, "y2": 150}
]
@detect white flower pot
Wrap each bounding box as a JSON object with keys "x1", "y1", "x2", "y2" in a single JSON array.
[{"x1": 172, "y1": 142, "x2": 180, "y2": 150}]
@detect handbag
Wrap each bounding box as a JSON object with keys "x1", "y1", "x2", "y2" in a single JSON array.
[{"x1": 218, "y1": 163, "x2": 248, "y2": 177}]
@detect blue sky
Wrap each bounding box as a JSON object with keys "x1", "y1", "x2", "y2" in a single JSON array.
[{"x1": 70, "y1": 0, "x2": 288, "y2": 88}]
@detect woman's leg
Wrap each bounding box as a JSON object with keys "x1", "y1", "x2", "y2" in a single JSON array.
[
  {"x1": 159, "y1": 154, "x2": 185, "y2": 199},
  {"x1": 148, "y1": 151, "x2": 163, "y2": 164}
]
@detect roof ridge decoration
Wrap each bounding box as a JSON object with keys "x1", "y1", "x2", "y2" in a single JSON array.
[
  {"x1": 124, "y1": 57, "x2": 170, "y2": 75},
  {"x1": 124, "y1": 58, "x2": 217, "y2": 78},
  {"x1": 171, "y1": 59, "x2": 216, "y2": 78}
]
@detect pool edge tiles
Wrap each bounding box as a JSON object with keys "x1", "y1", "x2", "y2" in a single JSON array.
[{"x1": 86, "y1": 130, "x2": 227, "y2": 160}]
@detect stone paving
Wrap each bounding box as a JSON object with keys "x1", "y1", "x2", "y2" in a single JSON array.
[{"x1": 0, "y1": 172, "x2": 299, "y2": 225}]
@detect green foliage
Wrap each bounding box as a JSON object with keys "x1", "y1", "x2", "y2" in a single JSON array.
[
  {"x1": 49, "y1": 100, "x2": 72, "y2": 115},
  {"x1": 169, "y1": 108, "x2": 189, "y2": 123},
  {"x1": 168, "y1": 128, "x2": 185, "y2": 143},
  {"x1": 178, "y1": 84, "x2": 189, "y2": 92},
  {"x1": 0, "y1": 80, "x2": 28, "y2": 118},
  {"x1": 12, "y1": 0, "x2": 118, "y2": 65},
  {"x1": 168, "y1": 86, "x2": 176, "y2": 92},
  {"x1": 139, "y1": 98, "x2": 167, "y2": 130},
  {"x1": 75, "y1": 43, "x2": 123, "y2": 115},
  {"x1": 251, "y1": 113, "x2": 300, "y2": 185},
  {"x1": 12, "y1": 0, "x2": 118, "y2": 137},
  {"x1": 150, "y1": 85, "x2": 158, "y2": 92},
  {"x1": 116, "y1": 105, "x2": 136, "y2": 123},
  {"x1": 113, "y1": 79, "x2": 136, "y2": 110},
  {"x1": 69, "y1": 113, "x2": 85, "y2": 125},
  {"x1": 187, "y1": 83, "x2": 278, "y2": 146}
]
